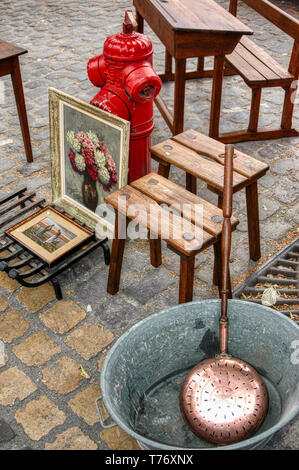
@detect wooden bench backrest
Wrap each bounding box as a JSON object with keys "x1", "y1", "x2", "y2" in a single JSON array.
[
  {"x1": 229, "y1": 0, "x2": 299, "y2": 76},
  {"x1": 229, "y1": 0, "x2": 299, "y2": 41}
]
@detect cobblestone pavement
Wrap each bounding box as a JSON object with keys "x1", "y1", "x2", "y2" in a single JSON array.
[{"x1": 0, "y1": 0, "x2": 298, "y2": 451}]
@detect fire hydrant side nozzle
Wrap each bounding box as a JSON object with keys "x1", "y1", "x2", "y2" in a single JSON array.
[{"x1": 87, "y1": 11, "x2": 162, "y2": 183}]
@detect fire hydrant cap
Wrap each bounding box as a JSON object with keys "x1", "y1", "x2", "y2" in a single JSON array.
[{"x1": 103, "y1": 31, "x2": 153, "y2": 62}]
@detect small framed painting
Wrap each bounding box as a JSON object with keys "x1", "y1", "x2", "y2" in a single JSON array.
[
  {"x1": 49, "y1": 88, "x2": 130, "y2": 237},
  {"x1": 5, "y1": 206, "x2": 93, "y2": 267}
]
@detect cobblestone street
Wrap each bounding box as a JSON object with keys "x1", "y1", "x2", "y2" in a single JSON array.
[{"x1": 0, "y1": 0, "x2": 298, "y2": 451}]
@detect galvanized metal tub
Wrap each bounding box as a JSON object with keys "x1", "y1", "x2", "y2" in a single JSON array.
[{"x1": 99, "y1": 300, "x2": 299, "y2": 450}]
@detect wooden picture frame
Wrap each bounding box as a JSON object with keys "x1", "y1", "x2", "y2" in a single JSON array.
[
  {"x1": 6, "y1": 206, "x2": 94, "y2": 267},
  {"x1": 49, "y1": 88, "x2": 130, "y2": 238}
]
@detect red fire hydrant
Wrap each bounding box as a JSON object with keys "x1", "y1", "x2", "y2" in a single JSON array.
[{"x1": 87, "y1": 12, "x2": 162, "y2": 183}]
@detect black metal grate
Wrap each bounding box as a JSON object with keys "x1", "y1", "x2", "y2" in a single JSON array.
[
  {"x1": 0, "y1": 187, "x2": 110, "y2": 299},
  {"x1": 233, "y1": 237, "x2": 299, "y2": 323}
]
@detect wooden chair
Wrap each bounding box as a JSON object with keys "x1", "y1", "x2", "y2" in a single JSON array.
[
  {"x1": 0, "y1": 39, "x2": 33, "y2": 162},
  {"x1": 105, "y1": 173, "x2": 239, "y2": 304},
  {"x1": 150, "y1": 129, "x2": 269, "y2": 262},
  {"x1": 218, "y1": 0, "x2": 299, "y2": 143}
]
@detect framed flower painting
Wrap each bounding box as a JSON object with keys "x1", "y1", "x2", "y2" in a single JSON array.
[{"x1": 49, "y1": 88, "x2": 130, "y2": 237}]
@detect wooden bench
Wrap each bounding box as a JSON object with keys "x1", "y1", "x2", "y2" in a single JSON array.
[
  {"x1": 0, "y1": 39, "x2": 33, "y2": 162},
  {"x1": 150, "y1": 130, "x2": 269, "y2": 261},
  {"x1": 219, "y1": 0, "x2": 299, "y2": 143},
  {"x1": 105, "y1": 173, "x2": 239, "y2": 304}
]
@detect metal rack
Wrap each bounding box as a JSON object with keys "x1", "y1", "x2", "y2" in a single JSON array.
[
  {"x1": 233, "y1": 237, "x2": 299, "y2": 322},
  {"x1": 0, "y1": 187, "x2": 110, "y2": 300}
]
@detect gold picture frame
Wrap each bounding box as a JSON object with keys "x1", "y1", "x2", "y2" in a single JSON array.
[
  {"x1": 6, "y1": 206, "x2": 93, "y2": 267},
  {"x1": 49, "y1": 88, "x2": 130, "y2": 238}
]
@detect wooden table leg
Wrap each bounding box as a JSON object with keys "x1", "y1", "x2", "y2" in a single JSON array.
[
  {"x1": 197, "y1": 57, "x2": 204, "y2": 73},
  {"x1": 173, "y1": 58, "x2": 197, "y2": 193},
  {"x1": 179, "y1": 256, "x2": 195, "y2": 304},
  {"x1": 107, "y1": 212, "x2": 127, "y2": 295},
  {"x1": 136, "y1": 10, "x2": 144, "y2": 33},
  {"x1": 10, "y1": 57, "x2": 33, "y2": 163},
  {"x1": 248, "y1": 88, "x2": 261, "y2": 133},
  {"x1": 10, "y1": 58, "x2": 33, "y2": 163},
  {"x1": 165, "y1": 50, "x2": 172, "y2": 80},
  {"x1": 173, "y1": 58, "x2": 186, "y2": 135},
  {"x1": 246, "y1": 181, "x2": 261, "y2": 261},
  {"x1": 209, "y1": 55, "x2": 225, "y2": 139}
]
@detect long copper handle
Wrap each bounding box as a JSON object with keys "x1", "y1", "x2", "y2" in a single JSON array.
[{"x1": 219, "y1": 144, "x2": 234, "y2": 354}]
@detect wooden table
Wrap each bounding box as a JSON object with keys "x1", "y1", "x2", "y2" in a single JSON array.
[
  {"x1": 0, "y1": 39, "x2": 33, "y2": 162},
  {"x1": 133, "y1": 0, "x2": 252, "y2": 139}
]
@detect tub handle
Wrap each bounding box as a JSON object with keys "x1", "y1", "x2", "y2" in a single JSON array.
[{"x1": 95, "y1": 397, "x2": 116, "y2": 429}]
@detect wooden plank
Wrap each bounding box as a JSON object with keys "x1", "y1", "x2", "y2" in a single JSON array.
[
  {"x1": 104, "y1": 185, "x2": 214, "y2": 256},
  {"x1": 241, "y1": 0, "x2": 299, "y2": 41},
  {"x1": 151, "y1": 139, "x2": 247, "y2": 192},
  {"x1": 130, "y1": 173, "x2": 239, "y2": 237},
  {"x1": 172, "y1": 130, "x2": 269, "y2": 179},
  {"x1": 219, "y1": 126, "x2": 299, "y2": 143},
  {"x1": 225, "y1": 48, "x2": 266, "y2": 84},
  {"x1": 235, "y1": 43, "x2": 281, "y2": 83},
  {"x1": 240, "y1": 37, "x2": 293, "y2": 81}
]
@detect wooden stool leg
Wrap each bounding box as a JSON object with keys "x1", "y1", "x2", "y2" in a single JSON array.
[
  {"x1": 209, "y1": 55, "x2": 225, "y2": 139},
  {"x1": 158, "y1": 162, "x2": 170, "y2": 179},
  {"x1": 10, "y1": 57, "x2": 33, "y2": 163},
  {"x1": 246, "y1": 182, "x2": 261, "y2": 261},
  {"x1": 173, "y1": 58, "x2": 186, "y2": 135},
  {"x1": 217, "y1": 192, "x2": 223, "y2": 209},
  {"x1": 107, "y1": 212, "x2": 127, "y2": 295},
  {"x1": 248, "y1": 88, "x2": 262, "y2": 133},
  {"x1": 186, "y1": 173, "x2": 197, "y2": 194},
  {"x1": 150, "y1": 237, "x2": 162, "y2": 267},
  {"x1": 179, "y1": 256, "x2": 195, "y2": 304}
]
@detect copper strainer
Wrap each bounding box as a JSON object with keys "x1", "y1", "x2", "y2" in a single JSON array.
[{"x1": 180, "y1": 145, "x2": 268, "y2": 445}]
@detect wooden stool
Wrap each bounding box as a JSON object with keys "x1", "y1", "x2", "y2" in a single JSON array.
[
  {"x1": 151, "y1": 130, "x2": 269, "y2": 262},
  {"x1": 0, "y1": 39, "x2": 33, "y2": 162},
  {"x1": 105, "y1": 173, "x2": 239, "y2": 304},
  {"x1": 133, "y1": 0, "x2": 252, "y2": 137}
]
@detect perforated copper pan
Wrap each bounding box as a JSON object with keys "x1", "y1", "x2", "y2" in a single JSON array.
[{"x1": 180, "y1": 145, "x2": 268, "y2": 445}]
